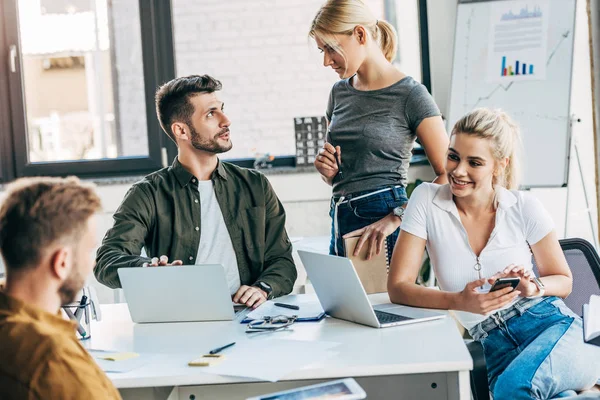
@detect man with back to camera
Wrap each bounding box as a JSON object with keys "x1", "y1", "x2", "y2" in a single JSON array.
[
  {"x1": 95, "y1": 74, "x2": 297, "y2": 308},
  {"x1": 0, "y1": 177, "x2": 121, "y2": 399}
]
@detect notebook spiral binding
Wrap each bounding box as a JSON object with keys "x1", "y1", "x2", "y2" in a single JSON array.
[{"x1": 385, "y1": 240, "x2": 390, "y2": 272}]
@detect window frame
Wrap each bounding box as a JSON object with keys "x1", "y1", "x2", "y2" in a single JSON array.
[{"x1": 0, "y1": 0, "x2": 177, "y2": 182}]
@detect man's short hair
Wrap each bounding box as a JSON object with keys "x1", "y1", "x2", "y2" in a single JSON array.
[
  {"x1": 155, "y1": 74, "x2": 223, "y2": 143},
  {"x1": 0, "y1": 177, "x2": 102, "y2": 272}
]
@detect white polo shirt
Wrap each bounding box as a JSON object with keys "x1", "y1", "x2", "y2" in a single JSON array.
[{"x1": 401, "y1": 183, "x2": 554, "y2": 329}]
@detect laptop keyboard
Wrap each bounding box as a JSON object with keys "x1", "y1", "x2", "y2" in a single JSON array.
[{"x1": 374, "y1": 310, "x2": 412, "y2": 324}]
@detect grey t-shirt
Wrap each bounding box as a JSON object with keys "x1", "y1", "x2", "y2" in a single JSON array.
[{"x1": 326, "y1": 76, "x2": 441, "y2": 196}]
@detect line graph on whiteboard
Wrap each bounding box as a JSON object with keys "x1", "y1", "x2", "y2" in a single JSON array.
[
  {"x1": 470, "y1": 30, "x2": 570, "y2": 109},
  {"x1": 448, "y1": 0, "x2": 576, "y2": 187},
  {"x1": 453, "y1": 1, "x2": 572, "y2": 119}
]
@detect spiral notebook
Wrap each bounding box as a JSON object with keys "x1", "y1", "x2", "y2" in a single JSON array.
[
  {"x1": 583, "y1": 294, "x2": 600, "y2": 346},
  {"x1": 343, "y1": 236, "x2": 388, "y2": 294}
]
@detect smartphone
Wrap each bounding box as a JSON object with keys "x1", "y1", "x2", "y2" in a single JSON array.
[
  {"x1": 489, "y1": 277, "x2": 521, "y2": 292},
  {"x1": 246, "y1": 378, "x2": 366, "y2": 400}
]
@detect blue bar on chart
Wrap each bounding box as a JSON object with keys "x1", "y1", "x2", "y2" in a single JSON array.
[{"x1": 501, "y1": 56, "x2": 535, "y2": 77}]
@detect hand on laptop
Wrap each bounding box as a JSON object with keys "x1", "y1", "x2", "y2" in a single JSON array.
[
  {"x1": 143, "y1": 255, "x2": 183, "y2": 267},
  {"x1": 232, "y1": 285, "x2": 267, "y2": 309}
]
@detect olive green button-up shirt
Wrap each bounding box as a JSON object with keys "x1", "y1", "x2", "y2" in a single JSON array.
[{"x1": 95, "y1": 158, "x2": 297, "y2": 297}]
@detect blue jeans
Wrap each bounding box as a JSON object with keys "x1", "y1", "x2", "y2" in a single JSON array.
[
  {"x1": 328, "y1": 186, "x2": 408, "y2": 257},
  {"x1": 470, "y1": 297, "x2": 600, "y2": 399}
]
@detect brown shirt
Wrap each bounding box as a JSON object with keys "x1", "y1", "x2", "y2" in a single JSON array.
[{"x1": 0, "y1": 291, "x2": 122, "y2": 400}]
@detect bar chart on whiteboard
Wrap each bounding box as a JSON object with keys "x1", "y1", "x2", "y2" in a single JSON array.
[
  {"x1": 448, "y1": 0, "x2": 576, "y2": 187},
  {"x1": 486, "y1": 1, "x2": 549, "y2": 82}
]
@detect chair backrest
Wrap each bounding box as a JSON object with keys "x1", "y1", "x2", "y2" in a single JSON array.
[{"x1": 532, "y1": 238, "x2": 600, "y2": 316}]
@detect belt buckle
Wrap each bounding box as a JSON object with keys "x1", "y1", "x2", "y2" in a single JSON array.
[{"x1": 490, "y1": 313, "x2": 502, "y2": 327}]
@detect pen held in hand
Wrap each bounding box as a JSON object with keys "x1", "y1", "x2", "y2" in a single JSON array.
[
  {"x1": 332, "y1": 151, "x2": 342, "y2": 178},
  {"x1": 274, "y1": 302, "x2": 300, "y2": 310}
]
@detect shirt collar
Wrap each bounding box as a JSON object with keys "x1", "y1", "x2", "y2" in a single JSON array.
[
  {"x1": 171, "y1": 157, "x2": 228, "y2": 188},
  {"x1": 432, "y1": 184, "x2": 518, "y2": 215},
  {"x1": 0, "y1": 290, "x2": 77, "y2": 335}
]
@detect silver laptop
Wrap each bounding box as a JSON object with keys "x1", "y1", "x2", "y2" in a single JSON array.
[
  {"x1": 298, "y1": 251, "x2": 446, "y2": 328},
  {"x1": 118, "y1": 265, "x2": 235, "y2": 323}
]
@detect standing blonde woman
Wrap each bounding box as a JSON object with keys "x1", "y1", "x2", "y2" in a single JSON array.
[
  {"x1": 309, "y1": 0, "x2": 449, "y2": 260},
  {"x1": 388, "y1": 108, "x2": 600, "y2": 399}
]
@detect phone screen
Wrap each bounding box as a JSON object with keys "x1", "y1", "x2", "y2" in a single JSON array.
[{"x1": 490, "y1": 278, "x2": 520, "y2": 292}]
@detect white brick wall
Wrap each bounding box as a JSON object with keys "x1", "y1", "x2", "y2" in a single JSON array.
[{"x1": 171, "y1": 0, "x2": 338, "y2": 159}]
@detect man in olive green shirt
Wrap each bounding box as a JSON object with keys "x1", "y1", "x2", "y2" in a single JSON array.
[
  {"x1": 0, "y1": 177, "x2": 121, "y2": 400},
  {"x1": 95, "y1": 75, "x2": 297, "y2": 308}
]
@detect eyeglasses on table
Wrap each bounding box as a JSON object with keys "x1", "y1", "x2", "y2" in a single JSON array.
[{"x1": 245, "y1": 315, "x2": 297, "y2": 334}]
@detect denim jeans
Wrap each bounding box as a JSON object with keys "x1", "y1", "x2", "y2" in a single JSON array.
[
  {"x1": 328, "y1": 186, "x2": 408, "y2": 257},
  {"x1": 470, "y1": 296, "x2": 600, "y2": 399}
]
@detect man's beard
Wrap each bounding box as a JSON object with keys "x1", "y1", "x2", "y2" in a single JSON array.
[
  {"x1": 58, "y1": 266, "x2": 86, "y2": 306},
  {"x1": 190, "y1": 126, "x2": 233, "y2": 153}
]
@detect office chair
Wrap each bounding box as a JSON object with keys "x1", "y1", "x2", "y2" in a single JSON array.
[{"x1": 468, "y1": 238, "x2": 600, "y2": 400}]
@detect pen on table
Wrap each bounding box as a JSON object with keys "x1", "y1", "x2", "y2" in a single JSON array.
[
  {"x1": 64, "y1": 307, "x2": 88, "y2": 337},
  {"x1": 208, "y1": 341, "x2": 236, "y2": 355},
  {"x1": 74, "y1": 295, "x2": 88, "y2": 320},
  {"x1": 274, "y1": 302, "x2": 300, "y2": 310}
]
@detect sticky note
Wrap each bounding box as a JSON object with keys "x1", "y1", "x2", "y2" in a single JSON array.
[
  {"x1": 188, "y1": 354, "x2": 225, "y2": 367},
  {"x1": 98, "y1": 352, "x2": 140, "y2": 361}
]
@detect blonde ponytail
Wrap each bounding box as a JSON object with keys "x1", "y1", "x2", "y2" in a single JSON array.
[
  {"x1": 451, "y1": 108, "x2": 522, "y2": 190},
  {"x1": 376, "y1": 20, "x2": 397, "y2": 62},
  {"x1": 309, "y1": 0, "x2": 398, "y2": 63}
]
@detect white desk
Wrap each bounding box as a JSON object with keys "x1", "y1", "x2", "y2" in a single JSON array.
[{"x1": 87, "y1": 293, "x2": 472, "y2": 400}]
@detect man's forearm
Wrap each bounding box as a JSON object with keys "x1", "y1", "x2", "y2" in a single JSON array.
[
  {"x1": 256, "y1": 256, "x2": 297, "y2": 297},
  {"x1": 95, "y1": 248, "x2": 151, "y2": 289}
]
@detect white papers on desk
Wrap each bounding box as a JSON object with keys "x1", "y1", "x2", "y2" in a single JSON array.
[
  {"x1": 246, "y1": 296, "x2": 324, "y2": 320},
  {"x1": 203, "y1": 339, "x2": 340, "y2": 382},
  {"x1": 88, "y1": 349, "x2": 158, "y2": 373}
]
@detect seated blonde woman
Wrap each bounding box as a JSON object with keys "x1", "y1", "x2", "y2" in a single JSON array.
[{"x1": 388, "y1": 108, "x2": 600, "y2": 399}]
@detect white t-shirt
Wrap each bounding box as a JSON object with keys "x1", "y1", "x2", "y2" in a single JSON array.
[
  {"x1": 401, "y1": 183, "x2": 554, "y2": 329},
  {"x1": 195, "y1": 180, "x2": 241, "y2": 295}
]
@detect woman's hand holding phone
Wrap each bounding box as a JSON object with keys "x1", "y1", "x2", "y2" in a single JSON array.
[
  {"x1": 455, "y1": 278, "x2": 521, "y2": 315},
  {"x1": 490, "y1": 264, "x2": 539, "y2": 297}
]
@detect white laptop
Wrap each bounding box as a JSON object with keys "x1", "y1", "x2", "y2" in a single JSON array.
[
  {"x1": 118, "y1": 265, "x2": 235, "y2": 323},
  {"x1": 298, "y1": 251, "x2": 446, "y2": 328}
]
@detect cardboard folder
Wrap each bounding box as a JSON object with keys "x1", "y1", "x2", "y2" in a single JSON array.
[{"x1": 343, "y1": 236, "x2": 388, "y2": 294}]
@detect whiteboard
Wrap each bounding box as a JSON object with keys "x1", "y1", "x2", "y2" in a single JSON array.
[{"x1": 447, "y1": 0, "x2": 576, "y2": 188}]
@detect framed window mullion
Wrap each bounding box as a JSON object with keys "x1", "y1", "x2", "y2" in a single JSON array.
[
  {"x1": 3, "y1": 0, "x2": 27, "y2": 179},
  {"x1": 139, "y1": 0, "x2": 178, "y2": 166},
  {"x1": 418, "y1": 0, "x2": 432, "y2": 94},
  {"x1": 0, "y1": 0, "x2": 16, "y2": 182}
]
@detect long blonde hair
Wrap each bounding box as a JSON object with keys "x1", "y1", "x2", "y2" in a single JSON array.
[
  {"x1": 309, "y1": 0, "x2": 398, "y2": 63},
  {"x1": 451, "y1": 108, "x2": 522, "y2": 190}
]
